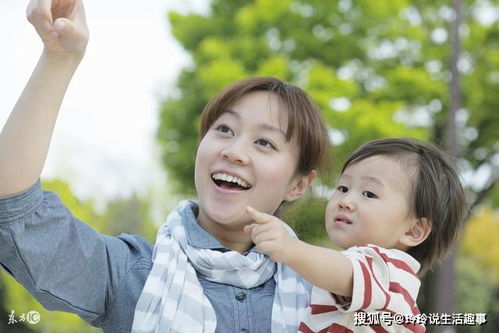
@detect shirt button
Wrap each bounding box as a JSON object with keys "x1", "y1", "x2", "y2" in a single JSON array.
[{"x1": 235, "y1": 292, "x2": 247, "y2": 302}]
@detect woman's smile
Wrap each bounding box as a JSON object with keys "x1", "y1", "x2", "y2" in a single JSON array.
[{"x1": 211, "y1": 171, "x2": 252, "y2": 191}]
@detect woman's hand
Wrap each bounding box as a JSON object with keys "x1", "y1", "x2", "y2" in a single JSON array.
[
  {"x1": 26, "y1": 0, "x2": 89, "y2": 56},
  {"x1": 0, "y1": 0, "x2": 89, "y2": 197}
]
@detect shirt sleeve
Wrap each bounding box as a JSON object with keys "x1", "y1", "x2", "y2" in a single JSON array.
[
  {"x1": 335, "y1": 245, "x2": 421, "y2": 313},
  {"x1": 0, "y1": 181, "x2": 140, "y2": 324}
]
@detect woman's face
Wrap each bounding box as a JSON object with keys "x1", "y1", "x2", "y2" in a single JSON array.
[{"x1": 195, "y1": 91, "x2": 311, "y2": 246}]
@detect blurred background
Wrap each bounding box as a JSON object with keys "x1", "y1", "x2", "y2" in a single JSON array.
[{"x1": 0, "y1": 0, "x2": 498, "y2": 332}]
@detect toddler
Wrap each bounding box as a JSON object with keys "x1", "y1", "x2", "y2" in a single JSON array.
[{"x1": 245, "y1": 138, "x2": 467, "y2": 332}]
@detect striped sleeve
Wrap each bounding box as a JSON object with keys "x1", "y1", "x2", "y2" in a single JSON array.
[
  {"x1": 298, "y1": 245, "x2": 424, "y2": 332},
  {"x1": 340, "y1": 245, "x2": 421, "y2": 314}
]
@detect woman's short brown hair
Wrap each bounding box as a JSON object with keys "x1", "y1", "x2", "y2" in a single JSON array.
[
  {"x1": 342, "y1": 137, "x2": 468, "y2": 274},
  {"x1": 200, "y1": 77, "x2": 332, "y2": 176}
]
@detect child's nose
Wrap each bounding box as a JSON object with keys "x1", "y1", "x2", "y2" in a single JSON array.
[{"x1": 338, "y1": 195, "x2": 355, "y2": 211}]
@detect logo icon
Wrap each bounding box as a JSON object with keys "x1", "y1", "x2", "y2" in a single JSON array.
[{"x1": 26, "y1": 311, "x2": 40, "y2": 324}]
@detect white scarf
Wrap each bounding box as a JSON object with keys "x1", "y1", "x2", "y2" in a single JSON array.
[{"x1": 131, "y1": 200, "x2": 309, "y2": 332}]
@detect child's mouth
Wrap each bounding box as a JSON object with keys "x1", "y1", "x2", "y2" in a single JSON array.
[{"x1": 334, "y1": 216, "x2": 352, "y2": 224}]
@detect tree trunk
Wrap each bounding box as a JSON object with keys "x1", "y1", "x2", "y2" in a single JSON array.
[{"x1": 425, "y1": 0, "x2": 462, "y2": 332}]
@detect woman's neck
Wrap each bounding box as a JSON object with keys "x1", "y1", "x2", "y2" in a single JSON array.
[
  {"x1": 198, "y1": 218, "x2": 254, "y2": 253},
  {"x1": 213, "y1": 231, "x2": 254, "y2": 253}
]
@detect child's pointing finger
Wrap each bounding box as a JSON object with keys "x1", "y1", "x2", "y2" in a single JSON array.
[
  {"x1": 243, "y1": 224, "x2": 256, "y2": 234},
  {"x1": 245, "y1": 206, "x2": 273, "y2": 224}
]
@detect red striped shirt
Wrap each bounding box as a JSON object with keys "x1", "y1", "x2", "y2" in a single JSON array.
[{"x1": 298, "y1": 245, "x2": 425, "y2": 332}]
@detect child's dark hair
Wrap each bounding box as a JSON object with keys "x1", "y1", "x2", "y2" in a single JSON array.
[{"x1": 342, "y1": 138, "x2": 468, "y2": 273}]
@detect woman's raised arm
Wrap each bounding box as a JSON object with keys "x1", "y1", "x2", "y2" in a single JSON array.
[{"x1": 0, "y1": 0, "x2": 89, "y2": 197}]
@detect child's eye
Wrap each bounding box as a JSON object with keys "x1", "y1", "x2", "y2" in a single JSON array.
[
  {"x1": 255, "y1": 138, "x2": 277, "y2": 150},
  {"x1": 337, "y1": 185, "x2": 349, "y2": 193},
  {"x1": 362, "y1": 191, "x2": 378, "y2": 199},
  {"x1": 215, "y1": 124, "x2": 233, "y2": 135}
]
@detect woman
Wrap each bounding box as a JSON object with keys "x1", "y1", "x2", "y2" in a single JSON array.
[{"x1": 0, "y1": 1, "x2": 331, "y2": 332}]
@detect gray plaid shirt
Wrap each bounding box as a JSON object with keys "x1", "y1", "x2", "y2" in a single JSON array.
[{"x1": 0, "y1": 181, "x2": 283, "y2": 332}]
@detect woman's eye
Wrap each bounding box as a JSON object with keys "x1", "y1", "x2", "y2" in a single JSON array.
[
  {"x1": 215, "y1": 124, "x2": 232, "y2": 135},
  {"x1": 362, "y1": 191, "x2": 378, "y2": 199},
  {"x1": 337, "y1": 185, "x2": 348, "y2": 193},
  {"x1": 255, "y1": 138, "x2": 276, "y2": 150}
]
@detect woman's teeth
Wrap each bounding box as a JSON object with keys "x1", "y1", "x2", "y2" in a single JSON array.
[{"x1": 211, "y1": 172, "x2": 251, "y2": 189}]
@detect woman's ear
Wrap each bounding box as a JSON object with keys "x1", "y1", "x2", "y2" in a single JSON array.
[
  {"x1": 284, "y1": 170, "x2": 316, "y2": 202},
  {"x1": 400, "y1": 217, "x2": 432, "y2": 247}
]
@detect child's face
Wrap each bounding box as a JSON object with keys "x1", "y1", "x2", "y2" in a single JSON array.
[
  {"x1": 325, "y1": 155, "x2": 417, "y2": 250},
  {"x1": 195, "y1": 91, "x2": 306, "y2": 235}
]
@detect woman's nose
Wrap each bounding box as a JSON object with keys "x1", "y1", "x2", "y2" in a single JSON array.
[{"x1": 221, "y1": 140, "x2": 250, "y2": 165}]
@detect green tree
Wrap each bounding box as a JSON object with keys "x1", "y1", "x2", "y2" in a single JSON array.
[
  {"x1": 159, "y1": 0, "x2": 498, "y2": 201},
  {"x1": 456, "y1": 207, "x2": 499, "y2": 332},
  {"x1": 103, "y1": 193, "x2": 157, "y2": 243}
]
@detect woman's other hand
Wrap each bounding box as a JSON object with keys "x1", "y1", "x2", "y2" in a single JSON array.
[{"x1": 26, "y1": 0, "x2": 89, "y2": 56}]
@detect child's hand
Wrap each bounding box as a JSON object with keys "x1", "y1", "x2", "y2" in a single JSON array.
[
  {"x1": 244, "y1": 206, "x2": 295, "y2": 263},
  {"x1": 27, "y1": 0, "x2": 89, "y2": 56}
]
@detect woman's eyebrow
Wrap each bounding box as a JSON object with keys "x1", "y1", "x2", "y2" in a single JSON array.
[
  {"x1": 257, "y1": 123, "x2": 286, "y2": 138},
  {"x1": 225, "y1": 108, "x2": 286, "y2": 138},
  {"x1": 223, "y1": 109, "x2": 239, "y2": 119}
]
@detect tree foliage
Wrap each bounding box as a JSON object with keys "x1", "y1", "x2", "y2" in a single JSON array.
[
  {"x1": 457, "y1": 207, "x2": 499, "y2": 332},
  {"x1": 103, "y1": 193, "x2": 157, "y2": 243},
  {"x1": 158, "y1": 0, "x2": 498, "y2": 209}
]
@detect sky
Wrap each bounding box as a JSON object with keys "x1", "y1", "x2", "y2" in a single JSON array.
[{"x1": 0, "y1": 0, "x2": 208, "y2": 206}]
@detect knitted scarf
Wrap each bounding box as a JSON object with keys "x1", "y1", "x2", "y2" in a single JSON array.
[{"x1": 131, "y1": 200, "x2": 309, "y2": 332}]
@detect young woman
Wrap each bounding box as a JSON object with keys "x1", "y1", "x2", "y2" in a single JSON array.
[{"x1": 0, "y1": 1, "x2": 331, "y2": 332}]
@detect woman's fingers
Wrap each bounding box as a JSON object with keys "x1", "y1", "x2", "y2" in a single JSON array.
[
  {"x1": 26, "y1": 0, "x2": 54, "y2": 39},
  {"x1": 26, "y1": 0, "x2": 88, "y2": 54},
  {"x1": 26, "y1": 0, "x2": 52, "y2": 22},
  {"x1": 53, "y1": 18, "x2": 74, "y2": 37},
  {"x1": 54, "y1": 1, "x2": 89, "y2": 52}
]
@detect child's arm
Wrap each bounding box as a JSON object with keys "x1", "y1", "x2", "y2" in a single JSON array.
[
  {"x1": 244, "y1": 206, "x2": 354, "y2": 297},
  {"x1": 0, "y1": 0, "x2": 89, "y2": 197}
]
